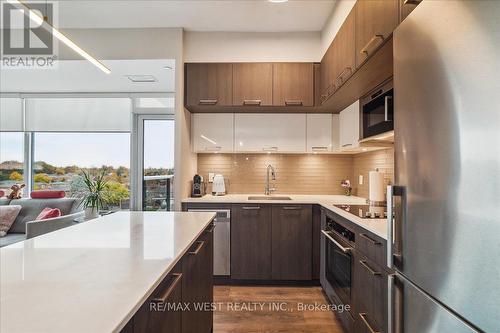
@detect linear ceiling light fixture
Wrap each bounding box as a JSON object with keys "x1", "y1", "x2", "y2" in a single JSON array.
[{"x1": 7, "y1": 0, "x2": 111, "y2": 74}]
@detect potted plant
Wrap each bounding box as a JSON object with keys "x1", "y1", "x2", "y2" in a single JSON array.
[{"x1": 80, "y1": 169, "x2": 108, "y2": 219}]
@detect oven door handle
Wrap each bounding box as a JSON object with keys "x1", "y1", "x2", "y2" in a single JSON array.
[
  {"x1": 385, "y1": 96, "x2": 393, "y2": 121},
  {"x1": 321, "y1": 230, "x2": 353, "y2": 253}
]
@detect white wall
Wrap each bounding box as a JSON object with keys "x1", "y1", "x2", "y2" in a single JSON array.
[
  {"x1": 184, "y1": 31, "x2": 322, "y2": 62},
  {"x1": 320, "y1": 0, "x2": 356, "y2": 57}
]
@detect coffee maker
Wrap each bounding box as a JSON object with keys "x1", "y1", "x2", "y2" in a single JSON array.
[{"x1": 191, "y1": 174, "x2": 205, "y2": 197}]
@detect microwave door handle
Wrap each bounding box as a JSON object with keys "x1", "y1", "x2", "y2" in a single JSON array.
[{"x1": 385, "y1": 96, "x2": 393, "y2": 121}]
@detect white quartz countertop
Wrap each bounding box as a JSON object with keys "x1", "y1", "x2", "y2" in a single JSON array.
[
  {"x1": 0, "y1": 211, "x2": 216, "y2": 333},
  {"x1": 183, "y1": 194, "x2": 387, "y2": 239}
]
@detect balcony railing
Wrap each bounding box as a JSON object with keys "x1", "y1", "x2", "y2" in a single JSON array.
[{"x1": 143, "y1": 175, "x2": 174, "y2": 211}]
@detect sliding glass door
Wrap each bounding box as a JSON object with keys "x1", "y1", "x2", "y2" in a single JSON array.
[{"x1": 136, "y1": 115, "x2": 175, "y2": 211}]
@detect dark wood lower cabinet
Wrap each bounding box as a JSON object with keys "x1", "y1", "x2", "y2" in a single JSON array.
[
  {"x1": 231, "y1": 204, "x2": 272, "y2": 280},
  {"x1": 271, "y1": 205, "x2": 312, "y2": 280},
  {"x1": 353, "y1": 255, "x2": 388, "y2": 333},
  {"x1": 182, "y1": 227, "x2": 214, "y2": 333},
  {"x1": 134, "y1": 273, "x2": 183, "y2": 333},
  {"x1": 121, "y1": 224, "x2": 214, "y2": 333},
  {"x1": 312, "y1": 205, "x2": 321, "y2": 280}
]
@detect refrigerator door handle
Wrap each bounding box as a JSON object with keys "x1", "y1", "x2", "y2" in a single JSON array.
[
  {"x1": 387, "y1": 185, "x2": 406, "y2": 271},
  {"x1": 388, "y1": 273, "x2": 404, "y2": 333},
  {"x1": 387, "y1": 185, "x2": 394, "y2": 269}
]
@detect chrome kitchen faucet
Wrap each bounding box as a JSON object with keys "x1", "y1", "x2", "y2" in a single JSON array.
[{"x1": 265, "y1": 164, "x2": 276, "y2": 195}]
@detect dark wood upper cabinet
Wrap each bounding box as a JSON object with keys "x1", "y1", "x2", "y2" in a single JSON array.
[
  {"x1": 355, "y1": 0, "x2": 399, "y2": 66},
  {"x1": 321, "y1": 7, "x2": 356, "y2": 104},
  {"x1": 233, "y1": 63, "x2": 273, "y2": 106},
  {"x1": 400, "y1": 0, "x2": 422, "y2": 22},
  {"x1": 185, "y1": 63, "x2": 232, "y2": 107},
  {"x1": 231, "y1": 204, "x2": 272, "y2": 279},
  {"x1": 272, "y1": 63, "x2": 314, "y2": 107},
  {"x1": 271, "y1": 205, "x2": 312, "y2": 280}
]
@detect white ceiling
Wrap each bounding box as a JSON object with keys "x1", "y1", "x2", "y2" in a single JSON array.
[
  {"x1": 56, "y1": 0, "x2": 336, "y2": 32},
  {"x1": 0, "y1": 59, "x2": 175, "y2": 93}
]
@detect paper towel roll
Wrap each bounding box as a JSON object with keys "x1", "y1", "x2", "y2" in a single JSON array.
[{"x1": 369, "y1": 171, "x2": 385, "y2": 202}]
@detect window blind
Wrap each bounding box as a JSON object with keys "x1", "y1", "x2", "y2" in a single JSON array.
[{"x1": 25, "y1": 98, "x2": 131, "y2": 132}]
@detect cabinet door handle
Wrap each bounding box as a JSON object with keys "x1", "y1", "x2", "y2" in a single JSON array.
[
  {"x1": 205, "y1": 223, "x2": 216, "y2": 233},
  {"x1": 359, "y1": 260, "x2": 382, "y2": 276},
  {"x1": 189, "y1": 241, "x2": 205, "y2": 255},
  {"x1": 334, "y1": 66, "x2": 352, "y2": 86},
  {"x1": 242, "y1": 206, "x2": 261, "y2": 210},
  {"x1": 341, "y1": 143, "x2": 352, "y2": 147},
  {"x1": 243, "y1": 99, "x2": 262, "y2": 106},
  {"x1": 262, "y1": 147, "x2": 278, "y2": 152},
  {"x1": 204, "y1": 146, "x2": 222, "y2": 152},
  {"x1": 283, "y1": 206, "x2": 302, "y2": 210},
  {"x1": 359, "y1": 233, "x2": 382, "y2": 246},
  {"x1": 199, "y1": 99, "x2": 218, "y2": 105},
  {"x1": 360, "y1": 34, "x2": 384, "y2": 56},
  {"x1": 359, "y1": 313, "x2": 381, "y2": 333},
  {"x1": 403, "y1": 0, "x2": 421, "y2": 4},
  {"x1": 151, "y1": 273, "x2": 182, "y2": 303},
  {"x1": 312, "y1": 146, "x2": 328, "y2": 152},
  {"x1": 285, "y1": 100, "x2": 303, "y2": 106}
]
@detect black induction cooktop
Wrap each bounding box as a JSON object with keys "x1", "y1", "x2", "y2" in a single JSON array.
[{"x1": 334, "y1": 204, "x2": 387, "y2": 219}]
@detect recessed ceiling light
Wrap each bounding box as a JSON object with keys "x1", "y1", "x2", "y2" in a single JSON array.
[
  {"x1": 126, "y1": 75, "x2": 157, "y2": 83},
  {"x1": 269, "y1": 0, "x2": 288, "y2": 3}
]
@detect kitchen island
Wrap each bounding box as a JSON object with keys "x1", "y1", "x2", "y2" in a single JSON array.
[{"x1": 0, "y1": 211, "x2": 216, "y2": 333}]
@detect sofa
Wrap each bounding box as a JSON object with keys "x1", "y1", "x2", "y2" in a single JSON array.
[{"x1": 0, "y1": 197, "x2": 84, "y2": 247}]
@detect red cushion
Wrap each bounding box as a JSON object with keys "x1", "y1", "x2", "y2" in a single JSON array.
[
  {"x1": 35, "y1": 208, "x2": 62, "y2": 221},
  {"x1": 31, "y1": 191, "x2": 66, "y2": 199}
]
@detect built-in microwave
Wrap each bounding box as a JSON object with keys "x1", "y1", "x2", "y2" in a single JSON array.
[{"x1": 361, "y1": 80, "x2": 394, "y2": 139}]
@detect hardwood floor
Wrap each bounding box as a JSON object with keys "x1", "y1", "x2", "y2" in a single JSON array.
[{"x1": 214, "y1": 286, "x2": 344, "y2": 333}]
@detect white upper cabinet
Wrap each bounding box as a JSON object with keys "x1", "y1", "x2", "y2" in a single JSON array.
[
  {"x1": 235, "y1": 114, "x2": 306, "y2": 153},
  {"x1": 192, "y1": 113, "x2": 234, "y2": 152},
  {"x1": 339, "y1": 100, "x2": 360, "y2": 150},
  {"x1": 306, "y1": 114, "x2": 332, "y2": 152},
  {"x1": 332, "y1": 114, "x2": 340, "y2": 151}
]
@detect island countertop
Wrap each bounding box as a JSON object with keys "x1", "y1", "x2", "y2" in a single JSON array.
[{"x1": 0, "y1": 211, "x2": 216, "y2": 333}]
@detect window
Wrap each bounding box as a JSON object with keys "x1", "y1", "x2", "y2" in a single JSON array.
[
  {"x1": 0, "y1": 132, "x2": 25, "y2": 196},
  {"x1": 142, "y1": 119, "x2": 175, "y2": 211},
  {"x1": 33, "y1": 132, "x2": 131, "y2": 210}
]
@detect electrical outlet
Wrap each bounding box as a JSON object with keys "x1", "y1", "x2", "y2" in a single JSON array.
[
  {"x1": 359, "y1": 175, "x2": 363, "y2": 185},
  {"x1": 208, "y1": 173, "x2": 215, "y2": 183}
]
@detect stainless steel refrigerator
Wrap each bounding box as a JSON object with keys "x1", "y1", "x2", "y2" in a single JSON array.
[{"x1": 389, "y1": 1, "x2": 500, "y2": 332}]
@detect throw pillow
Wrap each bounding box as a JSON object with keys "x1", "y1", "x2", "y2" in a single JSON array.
[
  {"x1": 0, "y1": 205, "x2": 22, "y2": 237},
  {"x1": 35, "y1": 208, "x2": 62, "y2": 221},
  {"x1": 31, "y1": 190, "x2": 66, "y2": 199}
]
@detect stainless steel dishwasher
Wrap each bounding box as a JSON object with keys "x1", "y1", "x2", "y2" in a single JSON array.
[{"x1": 187, "y1": 208, "x2": 230, "y2": 276}]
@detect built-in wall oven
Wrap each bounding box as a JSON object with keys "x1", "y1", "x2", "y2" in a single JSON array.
[
  {"x1": 320, "y1": 213, "x2": 355, "y2": 309},
  {"x1": 361, "y1": 79, "x2": 394, "y2": 139}
]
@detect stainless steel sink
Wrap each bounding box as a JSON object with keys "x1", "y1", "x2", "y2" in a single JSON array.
[{"x1": 247, "y1": 196, "x2": 292, "y2": 200}]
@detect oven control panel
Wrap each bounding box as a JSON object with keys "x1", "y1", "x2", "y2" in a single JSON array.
[{"x1": 326, "y1": 216, "x2": 355, "y2": 243}]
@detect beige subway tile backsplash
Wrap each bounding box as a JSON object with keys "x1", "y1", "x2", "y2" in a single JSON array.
[{"x1": 197, "y1": 148, "x2": 394, "y2": 197}]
